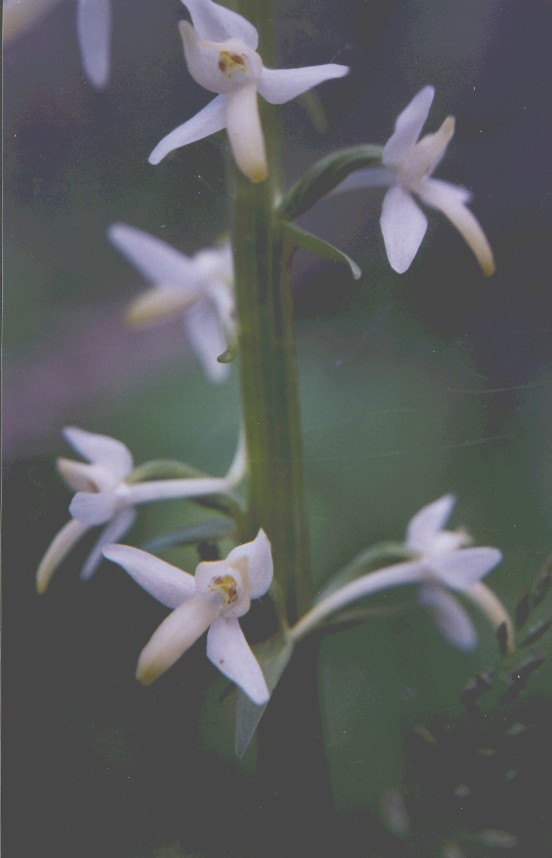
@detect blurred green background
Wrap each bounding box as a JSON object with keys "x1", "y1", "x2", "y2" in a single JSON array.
[{"x1": 4, "y1": 0, "x2": 552, "y2": 856}]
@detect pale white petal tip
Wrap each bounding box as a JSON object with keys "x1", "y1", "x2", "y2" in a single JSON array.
[
  {"x1": 405, "y1": 494, "x2": 459, "y2": 554},
  {"x1": 380, "y1": 185, "x2": 428, "y2": 273},
  {"x1": 246, "y1": 162, "x2": 268, "y2": 184},
  {"x1": 36, "y1": 560, "x2": 55, "y2": 595},
  {"x1": 148, "y1": 148, "x2": 164, "y2": 167},
  {"x1": 136, "y1": 657, "x2": 160, "y2": 686},
  {"x1": 206, "y1": 618, "x2": 270, "y2": 704},
  {"x1": 36, "y1": 519, "x2": 90, "y2": 594}
]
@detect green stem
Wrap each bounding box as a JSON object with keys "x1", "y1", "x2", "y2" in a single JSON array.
[{"x1": 227, "y1": 3, "x2": 311, "y2": 622}]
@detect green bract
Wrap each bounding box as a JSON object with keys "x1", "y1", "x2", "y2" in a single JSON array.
[{"x1": 278, "y1": 145, "x2": 383, "y2": 220}]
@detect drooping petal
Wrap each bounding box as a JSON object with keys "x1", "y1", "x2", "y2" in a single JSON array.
[
  {"x1": 148, "y1": 95, "x2": 227, "y2": 165},
  {"x1": 136, "y1": 594, "x2": 219, "y2": 685},
  {"x1": 380, "y1": 185, "x2": 428, "y2": 273},
  {"x1": 76, "y1": 0, "x2": 112, "y2": 90},
  {"x1": 225, "y1": 82, "x2": 267, "y2": 182},
  {"x1": 382, "y1": 85, "x2": 435, "y2": 166},
  {"x1": 108, "y1": 223, "x2": 204, "y2": 288},
  {"x1": 419, "y1": 178, "x2": 495, "y2": 275},
  {"x1": 258, "y1": 63, "x2": 349, "y2": 105},
  {"x1": 418, "y1": 584, "x2": 477, "y2": 650},
  {"x1": 36, "y1": 518, "x2": 90, "y2": 594},
  {"x1": 183, "y1": 299, "x2": 230, "y2": 382},
  {"x1": 427, "y1": 547, "x2": 502, "y2": 591},
  {"x1": 80, "y1": 507, "x2": 136, "y2": 581},
  {"x1": 405, "y1": 494, "x2": 457, "y2": 554},
  {"x1": 103, "y1": 543, "x2": 195, "y2": 607},
  {"x1": 465, "y1": 581, "x2": 515, "y2": 654},
  {"x1": 69, "y1": 490, "x2": 126, "y2": 525},
  {"x1": 207, "y1": 616, "x2": 269, "y2": 704},
  {"x1": 63, "y1": 426, "x2": 133, "y2": 479},
  {"x1": 227, "y1": 529, "x2": 273, "y2": 598},
  {"x1": 183, "y1": 0, "x2": 259, "y2": 49},
  {"x1": 125, "y1": 286, "x2": 202, "y2": 327}
]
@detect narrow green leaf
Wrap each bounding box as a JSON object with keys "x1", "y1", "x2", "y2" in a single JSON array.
[
  {"x1": 283, "y1": 222, "x2": 361, "y2": 280},
  {"x1": 142, "y1": 518, "x2": 235, "y2": 552},
  {"x1": 235, "y1": 632, "x2": 294, "y2": 758},
  {"x1": 278, "y1": 144, "x2": 383, "y2": 220}
]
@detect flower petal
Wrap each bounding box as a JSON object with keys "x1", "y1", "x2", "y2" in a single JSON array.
[
  {"x1": 76, "y1": 0, "x2": 111, "y2": 90},
  {"x1": 466, "y1": 581, "x2": 514, "y2": 654},
  {"x1": 108, "y1": 223, "x2": 203, "y2": 288},
  {"x1": 62, "y1": 426, "x2": 133, "y2": 478},
  {"x1": 418, "y1": 584, "x2": 477, "y2": 650},
  {"x1": 102, "y1": 543, "x2": 195, "y2": 607},
  {"x1": 69, "y1": 490, "x2": 126, "y2": 525},
  {"x1": 126, "y1": 286, "x2": 202, "y2": 327},
  {"x1": 36, "y1": 518, "x2": 90, "y2": 594},
  {"x1": 227, "y1": 529, "x2": 273, "y2": 598},
  {"x1": 405, "y1": 494, "x2": 456, "y2": 554},
  {"x1": 56, "y1": 458, "x2": 105, "y2": 493},
  {"x1": 419, "y1": 178, "x2": 495, "y2": 275},
  {"x1": 179, "y1": 21, "x2": 231, "y2": 94},
  {"x1": 402, "y1": 116, "x2": 454, "y2": 183},
  {"x1": 136, "y1": 594, "x2": 219, "y2": 685},
  {"x1": 380, "y1": 185, "x2": 428, "y2": 273},
  {"x1": 183, "y1": 0, "x2": 258, "y2": 49},
  {"x1": 258, "y1": 63, "x2": 349, "y2": 105},
  {"x1": 80, "y1": 507, "x2": 136, "y2": 581},
  {"x1": 207, "y1": 616, "x2": 269, "y2": 704},
  {"x1": 183, "y1": 299, "x2": 230, "y2": 382},
  {"x1": 225, "y1": 82, "x2": 267, "y2": 182},
  {"x1": 423, "y1": 178, "x2": 472, "y2": 205},
  {"x1": 148, "y1": 95, "x2": 227, "y2": 165},
  {"x1": 382, "y1": 85, "x2": 435, "y2": 166},
  {"x1": 207, "y1": 277, "x2": 236, "y2": 340},
  {"x1": 427, "y1": 547, "x2": 502, "y2": 591}
]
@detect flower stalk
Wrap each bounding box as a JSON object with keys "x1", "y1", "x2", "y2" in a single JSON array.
[{"x1": 226, "y1": 3, "x2": 311, "y2": 622}]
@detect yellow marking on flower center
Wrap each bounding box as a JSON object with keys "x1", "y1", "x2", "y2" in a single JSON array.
[
  {"x1": 209, "y1": 574, "x2": 239, "y2": 605},
  {"x1": 218, "y1": 51, "x2": 247, "y2": 78}
]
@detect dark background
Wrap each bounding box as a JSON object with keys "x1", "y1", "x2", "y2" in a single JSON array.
[{"x1": 4, "y1": 1, "x2": 552, "y2": 855}]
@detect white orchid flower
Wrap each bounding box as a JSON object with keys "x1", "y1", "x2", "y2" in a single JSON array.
[
  {"x1": 149, "y1": 0, "x2": 349, "y2": 182},
  {"x1": 77, "y1": 0, "x2": 112, "y2": 90},
  {"x1": 290, "y1": 545, "x2": 503, "y2": 651},
  {"x1": 404, "y1": 495, "x2": 512, "y2": 651},
  {"x1": 36, "y1": 426, "x2": 240, "y2": 593},
  {"x1": 103, "y1": 529, "x2": 273, "y2": 704},
  {"x1": 108, "y1": 223, "x2": 235, "y2": 383},
  {"x1": 337, "y1": 86, "x2": 495, "y2": 275}
]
